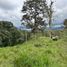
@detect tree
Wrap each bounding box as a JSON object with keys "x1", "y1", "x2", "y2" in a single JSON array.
[
  {"x1": 42, "y1": 0, "x2": 54, "y2": 37},
  {"x1": 21, "y1": 0, "x2": 50, "y2": 33},
  {"x1": 64, "y1": 19, "x2": 67, "y2": 28},
  {"x1": 45, "y1": 0, "x2": 54, "y2": 27},
  {"x1": 0, "y1": 21, "x2": 24, "y2": 47},
  {"x1": 22, "y1": 0, "x2": 44, "y2": 32}
]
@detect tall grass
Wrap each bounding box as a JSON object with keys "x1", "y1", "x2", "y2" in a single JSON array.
[{"x1": 0, "y1": 29, "x2": 67, "y2": 67}]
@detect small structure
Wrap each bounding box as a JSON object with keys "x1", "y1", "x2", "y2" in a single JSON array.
[{"x1": 51, "y1": 36, "x2": 59, "y2": 41}]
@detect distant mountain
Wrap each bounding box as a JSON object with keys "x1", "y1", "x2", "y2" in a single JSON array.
[
  {"x1": 17, "y1": 25, "x2": 31, "y2": 32},
  {"x1": 16, "y1": 24, "x2": 64, "y2": 31},
  {"x1": 47, "y1": 25, "x2": 64, "y2": 30}
]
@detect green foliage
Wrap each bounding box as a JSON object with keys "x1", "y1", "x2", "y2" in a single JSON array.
[
  {"x1": 64, "y1": 19, "x2": 67, "y2": 28},
  {"x1": 22, "y1": 0, "x2": 53, "y2": 33},
  {"x1": 0, "y1": 21, "x2": 24, "y2": 47},
  {"x1": 0, "y1": 31, "x2": 67, "y2": 67}
]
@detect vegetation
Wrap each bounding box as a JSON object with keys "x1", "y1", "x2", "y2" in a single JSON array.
[
  {"x1": 0, "y1": 29, "x2": 67, "y2": 67},
  {"x1": 64, "y1": 19, "x2": 67, "y2": 28},
  {"x1": 21, "y1": 0, "x2": 54, "y2": 33},
  {"x1": 0, "y1": 0, "x2": 67, "y2": 67},
  {"x1": 0, "y1": 21, "x2": 25, "y2": 47}
]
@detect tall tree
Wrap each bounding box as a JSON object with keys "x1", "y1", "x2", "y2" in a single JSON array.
[
  {"x1": 43, "y1": 0, "x2": 54, "y2": 37},
  {"x1": 64, "y1": 19, "x2": 67, "y2": 28},
  {"x1": 45, "y1": 0, "x2": 54, "y2": 27},
  {"x1": 0, "y1": 21, "x2": 24, "y2": 47},
  {"x1": 21, "y1": 0, "x2": 54, "y2": 33}
]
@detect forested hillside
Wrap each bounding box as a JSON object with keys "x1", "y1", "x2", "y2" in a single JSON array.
[{"x1": 0, "y1": 21, "x2": 24, "y2": 47}]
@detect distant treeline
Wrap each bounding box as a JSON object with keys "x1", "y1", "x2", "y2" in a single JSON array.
[
  {"x1": 0, "y1": 21, "x2": 31, "y2": 47},
  {"x1": 0, "y1": 19, "x2": 67, "y2": 47}
]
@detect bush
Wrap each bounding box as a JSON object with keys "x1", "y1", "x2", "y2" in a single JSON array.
[{"x1": 0, "y1": 21, "x2": 24, "y2": 47}]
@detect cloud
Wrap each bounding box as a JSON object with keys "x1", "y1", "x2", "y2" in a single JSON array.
[
  {"x1": 0, "y1": 0, "x2": 67, "y2": 26},
  {"x1": 0, "y1": 0, "x2": 25, "y2": 26},
  {"x1": 0, "y1": 0, "x2": 19, "y2": 10},
  {"x1": 55, "y1": 0, "x2": 67, "y2": 9},
  {"x1": 50, "y1": 0, "x2": 67, "y2": 24}
]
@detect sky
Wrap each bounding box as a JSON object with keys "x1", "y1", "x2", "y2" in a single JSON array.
[{"x1": 0, "y1": 0, "x2": 67, "y2": 26}]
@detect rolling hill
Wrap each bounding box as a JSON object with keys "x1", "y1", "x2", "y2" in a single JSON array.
[{"x1": 0, "y1": 29, "x2": 67, "y2": 67}]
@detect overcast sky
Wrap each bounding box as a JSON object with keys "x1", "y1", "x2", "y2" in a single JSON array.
[{"x1": 0, "y1": 0, "x2": 67, "y2": 26}]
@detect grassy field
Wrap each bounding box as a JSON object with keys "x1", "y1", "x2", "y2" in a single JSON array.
[{"x1": 0, "y1": 30, "x2": 67, "y2": 67}]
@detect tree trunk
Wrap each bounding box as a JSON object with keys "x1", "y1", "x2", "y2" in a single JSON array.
[{"x1": 48, "y1": 17, "x2": 52, "y2": 38}]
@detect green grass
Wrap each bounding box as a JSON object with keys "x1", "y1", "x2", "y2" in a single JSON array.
[{"x1": 0, "y1": 30, "x2": 67, "y2": 67}]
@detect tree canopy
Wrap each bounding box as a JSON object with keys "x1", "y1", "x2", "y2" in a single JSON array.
[
  {"x1": 0, "y1": 21, "x2": 24, "y2": 47},
  {"x1": 64, "y1": 19, "x2": 67, "y2": 28},
  {"x1": 21, "y1": 0, "x2": 54, "y2": 33}
]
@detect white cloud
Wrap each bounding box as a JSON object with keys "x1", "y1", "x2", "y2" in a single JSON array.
[
  {"x1": 0, "y1": 0, "x2": 67, "y2": 26},
  {"x1": 51, "y1": 0, "x2": 67, "y2": 24},
  {"x1": 0, "y1": 0, "x2": 25, "y2": 26}
]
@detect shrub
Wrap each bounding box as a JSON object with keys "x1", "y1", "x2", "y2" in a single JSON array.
[{"x1": 0, "y1": 21, "x2": 24, "y2": 47}]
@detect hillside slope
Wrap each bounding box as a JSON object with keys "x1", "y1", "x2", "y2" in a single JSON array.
[{"x1": 0, "y1": 30, "x2": 67, "y2": 67}]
